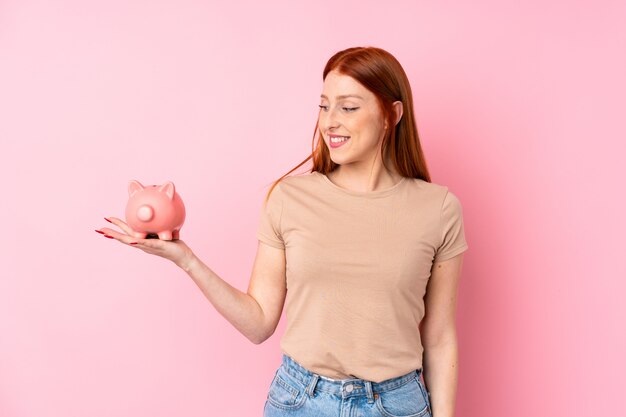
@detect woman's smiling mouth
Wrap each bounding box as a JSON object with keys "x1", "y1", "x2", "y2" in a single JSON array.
[{"x1": 328, "y1": 134, "x2": 351, "y2": 148}]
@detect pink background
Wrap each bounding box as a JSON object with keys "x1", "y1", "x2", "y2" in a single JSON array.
[{"x1": 1, "y1": 1, "x2": 624, "y2": 416}]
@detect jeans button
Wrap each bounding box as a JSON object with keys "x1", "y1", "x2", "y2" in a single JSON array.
[{"x1": 345, "y1": 384, "x2": 354, "y2": 392}]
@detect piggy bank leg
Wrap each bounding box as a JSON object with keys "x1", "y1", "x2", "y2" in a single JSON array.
[
  {"x1": 131, "y1": 231, "x2": 148, "y2": 239},
  {"x1": 158, "y1": 231, "x2": 173, "y2": 240}
]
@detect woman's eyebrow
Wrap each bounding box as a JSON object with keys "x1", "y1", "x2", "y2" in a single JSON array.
[{"x1": 320, "y1": 94, "x2": 364, "y2": 100}]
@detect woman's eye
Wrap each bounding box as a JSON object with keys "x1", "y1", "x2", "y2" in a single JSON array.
[{"x1": 318, "y1": 105, "x2": 359, "y2": 112}]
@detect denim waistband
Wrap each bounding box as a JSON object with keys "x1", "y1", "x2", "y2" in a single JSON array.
[{"x1": 279, "y1": 353, "x2": 422, "y2": 402}]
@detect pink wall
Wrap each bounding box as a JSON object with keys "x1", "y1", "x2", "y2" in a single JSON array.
[{"x1": 1, "y1": 1, "x2": 624, "y2": 416}]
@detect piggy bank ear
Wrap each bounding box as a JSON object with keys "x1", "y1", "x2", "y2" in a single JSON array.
[
  {"x1": 128, "y1": 180, "x2": 145, "y2": 197},
  {"x1": 158, "y1": 181, "x2": 175, "y2": 200}
]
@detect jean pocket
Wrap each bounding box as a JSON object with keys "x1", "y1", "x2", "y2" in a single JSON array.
[
  {"x1": 266, "y1": 366, "x2": 308, "y2": 411},
  {"x1": 415, "y1": 376, "x2": 432, "y2": 415},
  {"x1": 375, "y1": 377, "x2": 430, "y2": 417}
]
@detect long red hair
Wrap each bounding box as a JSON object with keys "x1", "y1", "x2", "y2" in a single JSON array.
[{"x1": 264, "y1": 46, "x2": 431, "y2": 204}]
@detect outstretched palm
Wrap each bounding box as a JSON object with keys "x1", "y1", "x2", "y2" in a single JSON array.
[{"x1": 96, "y1": 217, "x2": 195, "y2": 269}]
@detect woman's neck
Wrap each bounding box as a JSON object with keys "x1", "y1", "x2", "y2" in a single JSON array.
[{"x1": 326, "y1": 164, "x2": 402, "y2": 193}]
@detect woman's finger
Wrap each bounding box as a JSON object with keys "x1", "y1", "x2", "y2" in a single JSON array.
[
  {"x1": 96, "y1": 227, "x2": 122, "y2": 237},
  {"x1": 96, "y1": 228, "x2": 139, "y2": 246},
  {"x1": 104, "y1": 216, "x2": 136, "y2": 236}
]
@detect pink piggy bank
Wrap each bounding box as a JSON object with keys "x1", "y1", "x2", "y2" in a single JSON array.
[{"x1": 125, "y1": 180, "x2": 186, "y2": 240}]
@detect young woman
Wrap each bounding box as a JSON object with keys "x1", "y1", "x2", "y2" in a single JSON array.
[{"x1": 98, "y1": 46, "x2": 468, "y2": 417}]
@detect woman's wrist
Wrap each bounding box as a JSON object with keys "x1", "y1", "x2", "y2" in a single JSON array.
[{"x1": 177, "y1": 251, "x2": 198, "y2": 273}]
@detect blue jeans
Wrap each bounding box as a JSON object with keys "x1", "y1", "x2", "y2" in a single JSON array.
[{"x1": 263, "y1": 354, "x2": 433, "y2": 417}]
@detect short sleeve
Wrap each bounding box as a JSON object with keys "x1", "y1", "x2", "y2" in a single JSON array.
[
  {"x1": 433, "y1": 190, "x2": 468, "y2": 262},
  {"x1": 256, "y1": 182, "x2": 285, "y2": 249}
]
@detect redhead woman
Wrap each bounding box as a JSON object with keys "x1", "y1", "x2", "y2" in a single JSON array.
[{"x1": 98, "y1": 46, "x2": 468, "y2": 417}]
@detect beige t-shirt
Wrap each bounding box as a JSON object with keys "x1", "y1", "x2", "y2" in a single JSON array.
[{"x1": 256, "y1": 171, "x2": 468, "y2": 383}]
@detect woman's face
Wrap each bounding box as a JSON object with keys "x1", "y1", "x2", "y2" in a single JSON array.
[{"x1": 318, "y1": 70, "x2": 387, "y2": 166}]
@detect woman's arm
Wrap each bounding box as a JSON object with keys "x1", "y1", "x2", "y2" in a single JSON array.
[
  {"x1": 420, "y1": 253, "x2": 465, "y2": 417},
  {"x1": 180, "y1": 240, "x2": 287, "y2": 344},
  {"x1": 98, "y1": 217, "x2": 287, "y2": 345}
]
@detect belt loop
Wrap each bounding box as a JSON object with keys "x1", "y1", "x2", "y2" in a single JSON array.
[
  {"x1": 306, "y1": 374, "x2": 320, "y2": 398},
  {"x1": 365, "y1": 380, "x2": 375, "y2": 404}
]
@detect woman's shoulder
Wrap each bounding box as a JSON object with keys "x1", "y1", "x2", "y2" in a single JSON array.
[
  {"x1": 405, "y1": 177, "x2": 466, "y2": 211},
  {"x1": 405, "y1": 176, "x2": 449, "y2": 194},
  {"x1": 267, "y1": 172, "x2": 320, "y2": 200},
  {"x1": 277, "y1": 171, "x2": 320, "y2": 188}
]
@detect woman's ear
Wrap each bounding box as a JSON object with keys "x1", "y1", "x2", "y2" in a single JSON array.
[{"x1": 393, "y1": 101, "x2": 403, "y2": 126}]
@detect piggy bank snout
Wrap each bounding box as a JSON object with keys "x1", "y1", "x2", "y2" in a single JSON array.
[{"x1": 136, "y1": 205, "x2": 154, "y2": 222}]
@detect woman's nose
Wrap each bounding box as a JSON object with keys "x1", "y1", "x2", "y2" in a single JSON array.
[{"x1": 321, "y1": 108, "x2": 340, "y2": 131}]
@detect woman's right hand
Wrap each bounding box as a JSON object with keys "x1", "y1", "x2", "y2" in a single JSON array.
[{"x1": 96, "y1": 217, "x2": 196, "y2": 271}]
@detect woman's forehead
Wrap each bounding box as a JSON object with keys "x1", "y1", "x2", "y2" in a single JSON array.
[{"x1": 321, "y1": 72, "x2": 372, "y2": 100}]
